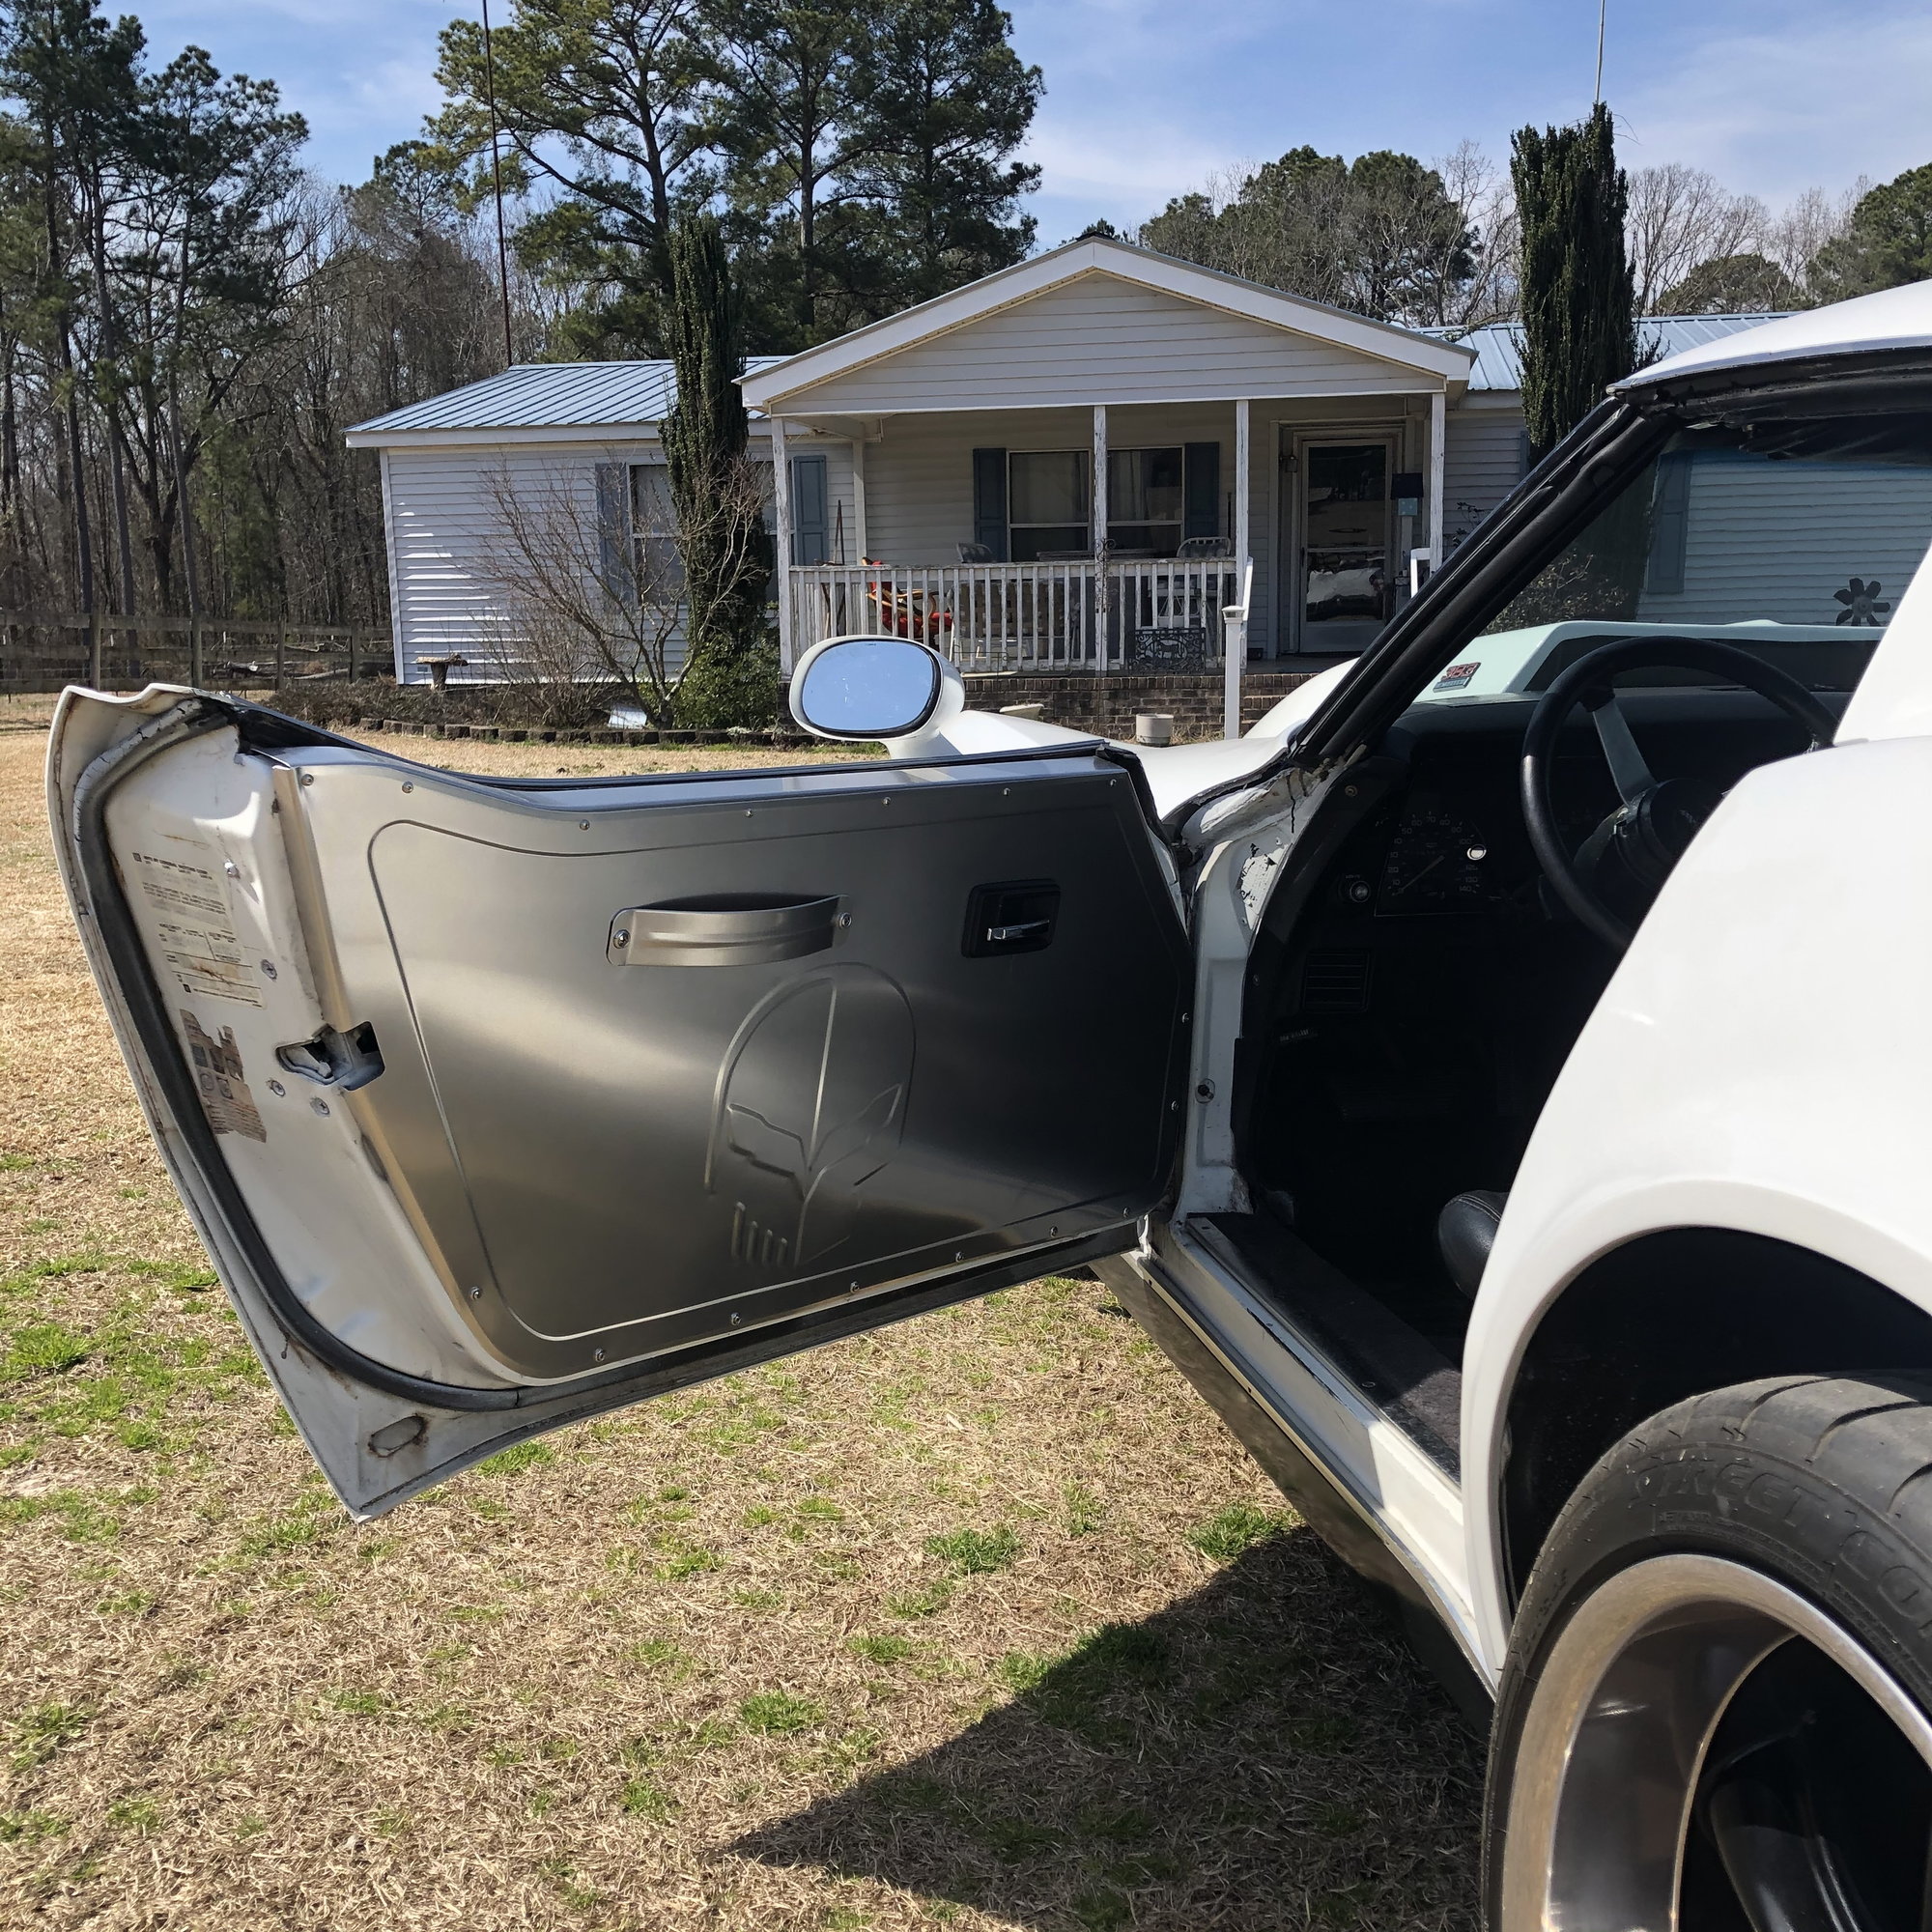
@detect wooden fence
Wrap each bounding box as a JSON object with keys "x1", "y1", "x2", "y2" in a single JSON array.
[{"x1": 0, "y1": 611, "x2": 391, "y2": 693}]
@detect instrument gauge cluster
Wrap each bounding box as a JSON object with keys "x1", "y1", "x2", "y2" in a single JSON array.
[{"x1": 1376, "y1": 801, "x2": 1501, "y2": 915}]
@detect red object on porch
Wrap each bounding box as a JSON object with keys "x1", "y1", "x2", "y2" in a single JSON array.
[{"x1": 866, "y1": 573, "x2": 953, "y2": 642}]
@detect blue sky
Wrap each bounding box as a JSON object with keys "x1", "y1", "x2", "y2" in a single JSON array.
[{"x1": 120, "y1": 0, "x2": 1932, "y2": 241}]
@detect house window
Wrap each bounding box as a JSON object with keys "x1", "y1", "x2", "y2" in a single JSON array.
[
  {"x1": 1107, "y1": 446, "x2": 1184, "y2": 554},
  {"x1": 630, "y1": 465, "x2": 682, "y2": 596},
  {"x1": 998, "y1": 445, "x2": 1212, "y2": 560},
  {"x1": 1008, "y1": 450, "x2": 1090, "y2": 561}
]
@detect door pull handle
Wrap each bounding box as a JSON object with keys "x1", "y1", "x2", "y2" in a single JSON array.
[
  {"x1": 609, "y1": 895, "x2": 843, "y2": 967},
  {"x1": 987, "y1": 921, "x2": 1050, "y2": 944}
]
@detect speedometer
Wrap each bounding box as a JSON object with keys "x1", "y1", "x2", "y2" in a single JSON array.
[{"x1": 1378, "y1": 805, "x2": 1495, "y2": 914}]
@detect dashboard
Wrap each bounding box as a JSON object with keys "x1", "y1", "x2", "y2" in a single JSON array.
[{"x1": 1331, "y1": 689, "x2": 1841, "y2": 923}]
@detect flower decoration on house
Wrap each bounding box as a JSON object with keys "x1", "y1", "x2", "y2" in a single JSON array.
[{"x1": 1834, "y1": 578, "x2": 1891, "y2": 626}]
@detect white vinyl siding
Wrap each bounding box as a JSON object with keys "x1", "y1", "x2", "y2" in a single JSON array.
[
  {"x1": 380, "y1": 433, "x2": 849, "y2": 680},
  {"x1": 1635, "y1": 456, "x2": 1932, "y2": 628},
  {"x1": 785, "y1": 272, "x2": 1447, "y2": 413},
  {"x1": 1442, "y1": 401, "x2": 1527, "y2": 554}
]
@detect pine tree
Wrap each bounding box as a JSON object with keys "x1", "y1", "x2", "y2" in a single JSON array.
[
  {"x1": 660, "y1": 213, "x2": 775, "y2": 724},
  {"x1": 1511, "y1": 103, "x2": 1636, "y2": 459}
]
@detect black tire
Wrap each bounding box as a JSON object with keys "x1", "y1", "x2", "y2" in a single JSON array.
[{"x1": 1483, "y1": 1375, "x2": 1932, "y2": 1931}]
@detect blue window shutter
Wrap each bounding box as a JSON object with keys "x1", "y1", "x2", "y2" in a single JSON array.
[
  {"x1": 1646, "y1": 450, "x2": 1692, "y2": 595},
  {"x1": 1183, "y1": 442, "x2": 1220, "y2": 540},
  {"x1": 594, "y1": 463, "x2": 637, "y2": 607},
  {"x1": 973, "y1": 448, "x2": 1009, "y2": 559},
  {"x1": 791, "y1": 452, "x2": 829, "y2": 565}
]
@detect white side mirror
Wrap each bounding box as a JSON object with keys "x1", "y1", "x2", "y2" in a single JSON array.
[{"x1": 789, "y1": 636, "x2": 962, "y2": 745}]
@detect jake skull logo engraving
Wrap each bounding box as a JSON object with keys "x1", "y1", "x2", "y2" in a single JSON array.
[{"x1": 706, "y1": 965, "x2": 915, "y2": 1272}]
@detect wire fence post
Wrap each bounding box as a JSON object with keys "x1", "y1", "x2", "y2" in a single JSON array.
[
  {"x1": 189, "y1": 618, "x2": 203, "y2": 688},
  {"x1": 275, "y1": 624, "x2": 286, "y2": 689},
  {"x1": 348, "y1": 626, "x2": 358, "y2": 685}
]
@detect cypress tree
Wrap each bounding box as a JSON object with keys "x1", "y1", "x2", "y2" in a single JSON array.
[
  {"x1": 1511, "y1": 103, "x2": 1636, "y2": 459},
  {"x1": 661, "y1": 212, "x2": 775, "y2": 723}
]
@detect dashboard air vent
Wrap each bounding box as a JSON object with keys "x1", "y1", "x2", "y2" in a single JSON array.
[{"x1": 1301, "y1": 949, "x2": 1373, "y2": 1014}]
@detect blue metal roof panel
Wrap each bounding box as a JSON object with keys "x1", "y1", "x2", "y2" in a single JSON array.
[
  {"x1": 350, "y1": 356, "x2": 788, "y2": 435},
  {"x1": 1436, "y1": 314, "x2": 1795, "y2": 392}
]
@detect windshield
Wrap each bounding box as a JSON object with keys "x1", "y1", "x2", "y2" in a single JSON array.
[{"x1": 1417, "y1": 408, "x2": 1932, "y2": 701}]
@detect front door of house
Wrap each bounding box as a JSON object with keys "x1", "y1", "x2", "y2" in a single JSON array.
[{"x1": 1293, "y1": 435, "x2": 1398, "y2": 655}]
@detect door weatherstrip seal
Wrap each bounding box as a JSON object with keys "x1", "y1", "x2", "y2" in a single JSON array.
[{"x1": 71, "y1": 701, "x2": 1136, "y2": 1414}]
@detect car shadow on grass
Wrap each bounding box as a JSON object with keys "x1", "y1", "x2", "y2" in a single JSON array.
[{"x1": 730, "y1": 1526, "x2": 1488, "y2": 1931}]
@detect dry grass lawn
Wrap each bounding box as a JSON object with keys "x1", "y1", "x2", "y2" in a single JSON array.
[{"x1": 0, "y1": 724, "x2": 1483, "y2": 1929}]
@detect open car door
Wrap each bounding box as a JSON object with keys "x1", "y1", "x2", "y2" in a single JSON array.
[{"x1": 50, "y1": 691, "x2": 1191, "y2": 1515}]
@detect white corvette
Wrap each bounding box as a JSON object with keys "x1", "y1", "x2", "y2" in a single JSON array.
[{"x1": 49, "y1": 279, "x2": 1932, "y2": 1926}]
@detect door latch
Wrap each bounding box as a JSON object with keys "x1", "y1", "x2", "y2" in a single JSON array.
[
  {"x1": 276, "y1": 1020, "x2": 384, "y2": 1091},
  {"x1": 962, "y1": 880, "x2": 1060, "y2": 957}
]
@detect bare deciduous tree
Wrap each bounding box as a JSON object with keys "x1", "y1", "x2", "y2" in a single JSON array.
[
  {"x1": 1626, "y1": 163, "x2": 1766, "y2": 313},
  {"x1": 1768, "y1": 180, "x2": 1867, "y2": 291},
  {"x1": 478, "y1": 452, "x2": 769, "y2": 727}
]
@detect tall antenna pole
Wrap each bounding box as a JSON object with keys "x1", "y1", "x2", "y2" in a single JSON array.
[
  {"x1": 480, "y1": 0, "x2": 515, "y2": 368},
  {"x1": 1594, "y1": 0, "x2": 1606, "y2": 103}
]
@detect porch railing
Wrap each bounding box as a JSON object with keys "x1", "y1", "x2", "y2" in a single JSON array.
[{"x1": 787, "y1": 557, "x2": 1249, "y2": 671}]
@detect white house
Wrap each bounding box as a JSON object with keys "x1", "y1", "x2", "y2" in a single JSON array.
[{"x1": 346, "y1": 236, "x2": 1788, "y2": 684}]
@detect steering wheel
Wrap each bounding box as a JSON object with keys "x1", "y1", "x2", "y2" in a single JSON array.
[{"x1": 1520, "y1": 637, "x2": 1838, "y2": 950}]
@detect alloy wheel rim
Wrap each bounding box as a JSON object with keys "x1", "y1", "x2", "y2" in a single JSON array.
[{"x1": 1499, "y1": 1553, "x2": 1932, "y2": 1931}]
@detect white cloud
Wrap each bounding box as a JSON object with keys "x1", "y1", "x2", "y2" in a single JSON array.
[{"x1": 1618, "y1": 4, "x2": 1932, "y2": 204}]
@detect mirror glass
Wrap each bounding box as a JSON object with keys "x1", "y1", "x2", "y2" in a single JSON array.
[{"x1": 795, "y1": 639, "x2": 942, "y2": 738}]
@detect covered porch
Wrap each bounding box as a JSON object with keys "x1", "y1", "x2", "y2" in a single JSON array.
[{"x1": 741, "y1": 238, "x2": 1474, "y2": 727}]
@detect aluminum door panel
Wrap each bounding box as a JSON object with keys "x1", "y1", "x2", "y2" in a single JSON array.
[{"x1": 295, "y1": 753, "x2": 1189, "y2": 1380}]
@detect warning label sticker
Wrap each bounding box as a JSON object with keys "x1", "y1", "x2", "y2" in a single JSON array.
[
  {"x1": 180, "y1": 1009, "x2": 267, "y2": 1142},
  {"x1": 128, "y1": 849, "x2": 261, "y2": 1007}
]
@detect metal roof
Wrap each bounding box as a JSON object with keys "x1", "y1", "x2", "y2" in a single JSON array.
[
  {"x1": 348, "y1": 356, "x2": 788, "y2": 437},
  {"x1": 1620, "y1": 281, "x2": 1932, "y2": 387},
  {"x1": 1440, "y1": 314, "x2": 1794, "y2": 392}
]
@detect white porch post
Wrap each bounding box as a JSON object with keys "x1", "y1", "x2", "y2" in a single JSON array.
[
  {"x1": 1225, "y1": 397, "x2": 1251, "y2": 739},
  {"x1": 1091, "y1": 404, "x2": 1109, "y2": 672},
  {"x1": 1429, "y1": 388, "x2": 1446, "y2": 570},
  {"x1": 771, "y1": 414, "x2": 794, "y2": 670},
  {"x1": 849, "y1": 438, "x2": 867, "y2": 561}
]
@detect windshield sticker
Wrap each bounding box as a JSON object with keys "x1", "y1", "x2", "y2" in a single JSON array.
[
  {"x1": 1435, "y1": 662, "x2": 1481, "y2": 690},
  {"x1": 128, "y1": 848, "x2": 261, "y2": 1006},
  {"x1": 180, "y1": 1009, "x2": 267, "y2": 1142}
]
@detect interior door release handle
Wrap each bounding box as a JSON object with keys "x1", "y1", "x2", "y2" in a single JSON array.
[
  {"x1": 962, "y1": 880, "x2": 1060, "y2": 957},
  {"x1": 609, "y1": 895, "x2": 843, "y2": 966}
]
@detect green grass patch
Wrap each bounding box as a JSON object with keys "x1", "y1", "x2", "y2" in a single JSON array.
[
  {"x1": 474, "y1": 1440, "x2": 554, "y2": 1477},
  {"x1": 657, "y1": 1543, "x2": 719, "y2": 1580},
  {"x1": 3, "y1": 1320, "x2": 91, "y2": 1379},
  {"x1": 738, "y1": 1690, "x2": 824, "y2": 1736},
  {"x1": 848, "y1": 1633, "x2": 915, "y2": 1665},
  {"x1": 1065, "y1": 1483, "x2": 1103, "y2": 1537},
  {"x1": 924, "y1": 1524, "x2": 1019, "y2": 1576},
  {"x1": 0, "y1": 1807, "x2": 68, "y2": 1843},
  {"x1": 106, "y1": 1795, "x2": 160, "y2": 1833},
  {"x1": 886, "y1": 1581, "x2": 953, "y2": 1619},
  {"x1": 11, "y1": 1701, "x2": 89, "y2": 1770},
  {"x1": 0, "y1": 1486, "x2": 145, "y2": 1542},
  {"x1": 619, "y1": 1776, "x2": 677, "y2": 1820},
  {"x1": 1188, "y1": 1501, "x2": 1289, "y2": 1564}
]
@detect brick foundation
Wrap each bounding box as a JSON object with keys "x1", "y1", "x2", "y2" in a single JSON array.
[
  {"x1": 960, "y1": 669, "x2": 1319, "y2": 740},
  {"x1": 346, "y1": 670, "x2": 1321, "y2": 749}
]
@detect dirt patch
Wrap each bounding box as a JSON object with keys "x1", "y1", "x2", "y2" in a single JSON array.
[{"x1": 0, "y1": 726, "x2": 1482, "y2": 1929}]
